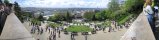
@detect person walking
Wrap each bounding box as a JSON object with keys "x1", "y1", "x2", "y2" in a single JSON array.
[
  {"x1": 111, "y1": 20, "x2": 116, "y2": 32},
  {"x1": 58, "y1": 30, "x2": 61, "y2": 38},
  {"x1": 144, "y1": 0, "x2": 155, "y2": 32}
]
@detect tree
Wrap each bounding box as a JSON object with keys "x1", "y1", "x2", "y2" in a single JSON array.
[
  {"x1": 83, "y1": 11, "x2": 95, "y2": 21},
  {"x1": 14, "y1": 2, "x2": 25, "y2": 22},
  {"x1": 48, "y1": 13, "x2": 64, "y2": 22},
  {"x1": 4, "y1": 0, "x2": 9, "y2": 6},
  {"x1": 14, "y1": 2, "x2": 21, "y2": 13},
  {"x1": 102, "y1": 0, "x2": 120, "y2": 20},
  {"x1": 65, "y1": 11, "x2": 72, "y2": 22},
  {"x1": 38, "y1": 14, "x2": 44, "y2": 21},
  {"x1": 123, "y1": 0, "x2": 144, "y2": 14},
  {"x1": 95, "y1": 12, "x2": 103, "y2": 20},
  {"x1": 108, "y1": 0, "x2": 120, "y2": 12},
  {"x1": 103, "y1": 9, "x2": 112, "y2": 19}
]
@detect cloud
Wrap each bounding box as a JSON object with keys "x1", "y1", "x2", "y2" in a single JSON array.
[{"x1": 9, "y1": 0, "x2": 110, "y2": 8}]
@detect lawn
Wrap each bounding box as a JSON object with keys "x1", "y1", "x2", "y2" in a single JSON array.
[{"x1": 66, "y1": 25, "x2": 92, "y2": 32}]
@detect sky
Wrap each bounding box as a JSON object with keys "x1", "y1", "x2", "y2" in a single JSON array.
[{"x1": 8, "y1": 0, "x2": 110, "y2": 8}]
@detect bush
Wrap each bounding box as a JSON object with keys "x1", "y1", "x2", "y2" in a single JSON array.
[{"x1": 118, "y1": 14, "x2": 133, "y2": 25}]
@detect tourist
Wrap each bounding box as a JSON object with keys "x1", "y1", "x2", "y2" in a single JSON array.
[
  {"x1": 71, "y1": 33, "x2": 73, "y2": 40},
  {"x1": 108, "y1": 26, "x2": 112, "y2": 32},
  {"x1": 49, "y1": 35, "x2": 52, "y2": 40},
  {"x1": 46, "y1": 26, "x2": 48, "y2": 32},
  {"x1": 111, "y1": 20, "x2": 116, "y2": 32},
  {"x1": 58, "y1": 30, "x2": 61, "y2": 38},
  {"x1": 144, "y1": 0, "x2": 155, "y2": 32},
  {"x1": 40, "y1": 27, "x2": 43, "y2": 34},
  {"x1": 48, "y1": 27, "x2": 51, "y2": 33},
  {"x1": 154, "y1": 5, "x2": 159, "y2": 18},
  {"x1": 125, "y1": 22, "x2": 129, "y2": 29},
  {"x1": 50, "y1": 31, "x2": 53, "y2": 36},
  {"x1": 31, "y1": 26, "x2": 34, "y2": 34},
  {"x1": 37, "y1": 26, "x2": 40, "y2": 34},
  {"x1": 53, "y1": 33, "x2": 56, "y2": 40},
  {"x1": 102, "y1": 26, "x2": 106, "y2": 32}
]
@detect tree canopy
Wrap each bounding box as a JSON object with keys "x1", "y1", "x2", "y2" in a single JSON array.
[
  {"x1": 48, "y1": 12, "x2": 72, "y2": 22},
  {"x1": 83, "y1": 11, "x2": 96, "y2": 21}
]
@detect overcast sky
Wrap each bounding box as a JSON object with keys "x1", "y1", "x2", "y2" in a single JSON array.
[{"x1": 8, "y1": 0, "x2": 110, "y2": 8}]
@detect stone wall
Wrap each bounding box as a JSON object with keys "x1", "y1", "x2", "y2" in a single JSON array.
[{"x1": 120, "y1": 12, "x2": 155, "y2": 40}]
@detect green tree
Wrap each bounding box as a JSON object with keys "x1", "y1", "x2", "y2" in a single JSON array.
[
  {"x1": 123, "y1": 0, "x2": 144, "y2": 14},
  {"x1": 83, "y1": 11, "x2": 95, "y2": 21},
  {"x1": 38, "y1": 14, "x2": 45, "y2": 21},
  {"x1": 95, "y1": 12, "x2": 103, "y2": 20},
  {"x1": 65, "y1": 11, "x2": 72, "y2": 22},
  {"x1": 102, "y1": 0, "x2": 120, "y2": 20},
  {"x1": 103, "y1": 9, "x2": 112, "y2": 19},
  {"x1": 4, "y1": 0, "x2": 10, "y2": 6},
  {"x1": 14, "y1": 2, "x2": 24, "y2": 22},
  {"x1": 48, "y1": 13, "x2": 64, "y2": 22},
  {"x1": 108, "y1": 0, "x2": 120, "y2": 12}
]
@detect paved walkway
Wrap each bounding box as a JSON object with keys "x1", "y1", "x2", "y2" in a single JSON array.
[
  {"x1": 23, "y1": 21, "x2": 128, "y2": 40},
  {"x1": 0, "y1": 13, "x2": 35, "y2": 40}
]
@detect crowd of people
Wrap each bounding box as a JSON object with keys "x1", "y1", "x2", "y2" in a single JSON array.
[
  {"x1": 47, "y1": 26, "x2": 62, "y2": 40},
  {"x1": 30, "y1": 24, "x2": 63, "y2": 40},
  {"x1": 31, "y1": 25, "x2": 44, "y2": 35}
]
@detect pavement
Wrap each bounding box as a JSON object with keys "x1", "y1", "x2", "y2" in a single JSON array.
[
  {"x1": 0, "y1": 13, "x2": 35, "y2": 40},
  {"x1": 23, "y1": 21, "x2": 128, "y2": 40}
]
